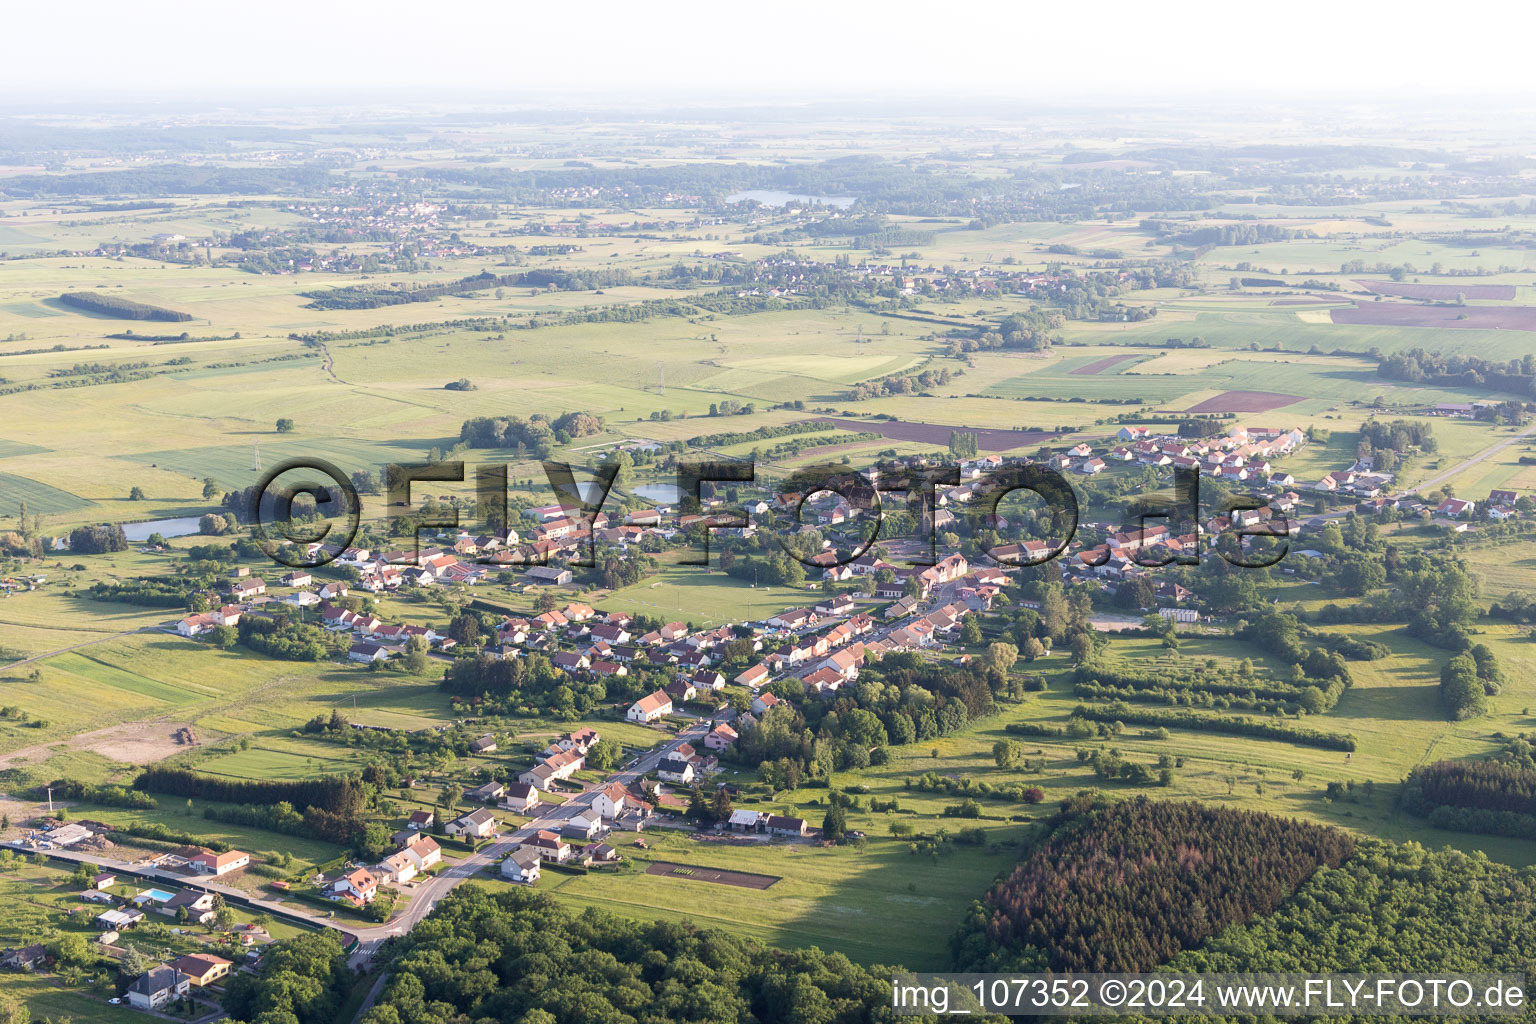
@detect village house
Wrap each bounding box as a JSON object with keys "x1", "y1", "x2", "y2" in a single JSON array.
[
  {"x1": 704, "y1": 722, "x2": 738, "y2": 751},
  {"x1": 501, "y1": 782, "x2": 540, "y2": 812},
  {"x1": 501, "y1": 847, "x2": 542, "y2": 884},
  {"x1": 446, "y1": 807, "x2": 498, "y2": 839},
  {"x1": 168, "y1": 953, "x2": 232, "y2": 988},
  {"x1": 159, "y1": 890, "x2": 217, "y2": 925},
  {"x1": 331, "y1": 867, "x2": 379, "y2": 905},
  {"x1": 190, "y1": 849, "x2": 249, "y2": 876},
  {"x1": 407, "y1": 809, "x2": 435, "y2": 830},
  {"x1": 627, "y1": 690, "x2": 673, "y2": 723},
  {"x1": 467, "y1": 780, "x2": 506, "y2": 803},
  {"x1": 400, "y1": 835, "x2": 441, "y2": 873},
  {"x1": 766, "y1": 815, "x2": 809, "y2": 837},
  {"x1": 561, "y1": 812, "x2": 603, "y2": 840},
  {"x1": 229, "y1": 577, "x2": 266, "y2": 598},
  {"x1": 128, "y1": 967, "x2": 191, "y2": 1010},
  {"x1": 657, "y1": 755, "x2": 695, "y2": 784},
  {"x1": 521, "y1": 829, "x2": 571, "y2": 863},
  {"x1": 751, "y1": 691, "x2": 783, "y2": 715},
  {"x1": 734, "y1": 663, "x2": 770, "y2": 689},
  {"x1": 519, "y1": 748, "x2": 584, "y2": 790},
  {"x1": 376, "y1": 851, "x2": 419, "y2": 885},
  {"x1": 591, "y1": 781, "x2": 629, "y2": 820},
  {"x1": 349, "y1": 641, "x2": 391, "y2": 664}
]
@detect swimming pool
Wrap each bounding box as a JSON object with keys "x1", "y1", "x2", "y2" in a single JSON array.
[{"x1": 132, "y1": 888, "x2": 176, "y2": 904}]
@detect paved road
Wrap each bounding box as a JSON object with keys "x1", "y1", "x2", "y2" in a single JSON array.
[{"x1": 345, "y1": 715, "x2": 717, "y2": 1020}]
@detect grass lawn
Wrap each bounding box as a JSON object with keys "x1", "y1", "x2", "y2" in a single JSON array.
[{"x1": 535, "y1": 828, "x2": 1020, "y2": 969}]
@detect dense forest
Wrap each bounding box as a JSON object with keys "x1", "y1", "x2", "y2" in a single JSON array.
[
  {"x1": 1401, "y1": 738, "x2": 1536, "y2": 839},
  {"x1": 354, "y1": 886, "x2": 935, "y2": 1024},
  {"x1": 1164, "y1": 839, "x2": 1536, "y2": 1021},
  {"x1": 951, "y1": 796, "x2": 1355, "y2": 973},
  {"x1": 57, "y1": 291, "x2": 193, "y2": 321},
  {"x1": 134, "y1": 767, "x2": 367, "y2": 843}
]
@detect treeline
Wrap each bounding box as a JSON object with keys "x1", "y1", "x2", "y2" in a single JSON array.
[
  {"x1": 202, "y1": 800, "x2": 358, "y2": 845},
  {"x1": 1165, "y1": 837, "x2": 1536, "y2": 986},
  {"x1": 85, "y1": 578, "x2": 191, "y2": 608},
  {"x1": 951, "y1": 795, "x2": 1354, "y2": 972},
  {"x1": 1402, "y1": 750, "x2": 1536, "y2": 841},
  {"x1": 237, "y1": 613, "x2": 346, "y2": 661},
  {"x1": 946, "y1": 309, "x2": 1063, "y2": 356},
  {"x1": 58, "y1": 291, "x2": 193, "y2": 321},
  {"x1": 67, "y1": 523, "x2": 128, "y2": 554},
  {"x1": 46, "y1": 778, "x2": 156, "y2": 809},
  {"x1": 1440, "y1": 644, "x2": 1503, "y2": 720},
  {"x1": 1140, "y1": 220, "x2": 1311, "y2": 248},
  {"x1": 1379, "y1": 347, "x2": 1536, "y2": 394},
  {"x1": 845, "y1": 367, "x2": 954, "y2": 401},
  {"x1": 441, "y1": 651, "x2": 656, "y2": 717},
  {"x1": 301, "y1": 270, "x2": 520, "y2": 310},
  {"x1": 734, "y1": 654, "x2": 1002, "y2": 784},
  {"x1": 224, "y1": 930, "x2": 351, "y2": 1024},
  {"x1": 1071, "y1": 702, "x2": 1358, "y2": 751},
  {"x1": 302, "y1": 268, "x2": 633, "y2": 310},
  {"x1": 1072, "y1": 657, "x2": 1344, "y2": 716},
  {"x1": 687, "y1": 419, "x2": 834, "y2": 448},
  {"x1": 135, "y1": 767, "x2": 366, "y2": 834},
  {"x1": 457, "y1": 409, "x2": 601, "y2": 456},
  {"x1": 357, "y1": 886, "x2": 922, "y2": 1024}
]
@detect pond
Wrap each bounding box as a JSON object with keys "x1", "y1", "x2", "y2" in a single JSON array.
[
  {"x1": 121, "y1": 515, "x2": 204, "y2": 542},
  {"x1": 631, "y1": 483, "x2": 683, "y2": 504}
]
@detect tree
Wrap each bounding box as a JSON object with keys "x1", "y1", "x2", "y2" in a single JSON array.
[
  {"x1": 822, "y1": 802, "x2": 847, "y2": 843},
  {"x1": 202, "y1": 477, "x2": 220, "y2": 500},
  {"x1": 993, "y1": 738, "x2": 1024, "y2": 769},
  {"x1": 709, "y1": 787, "x2": 733, "y2": 823},
  {"x1": 275, "y1": 418, "x2": 295, "y2": 433},
  {"x1": 402, "y1": 635, "x2": 431, "y2": 674},
  {"x1": 129, "y1": 486, "x2": 145, "y2": 501},
  {"x1": 120, "y1": 947, "x2": 153, "y2": 977},
  {"x1": 1440, "y1": 653, "x2": 1488, "y2": 720},
  {"x1": 986, "y1": 641, "x2": 1018, "y2": 675},
  {"x1": 48, "y1": 931, "x2": 91, "y2": 966},
  {"x1": 0, "y1": 992, "x2": 28, "y2": 1024},
  {"x1": 960, "y1": 617, "x2": 983, "y2": 646},
  {"x1": 684, "y1": 786, "x2": 711, "y2": 824}
]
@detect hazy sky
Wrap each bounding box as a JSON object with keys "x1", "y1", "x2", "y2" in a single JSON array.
[{"x1": 5, "y1": 0, "x2": 1533, "y2": 104}]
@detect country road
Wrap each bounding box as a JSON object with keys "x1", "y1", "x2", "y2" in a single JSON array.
[
  {"x1": 0, "y1": 623, "x2": 173, "y2": 673},
  {"x1": 1410, "y1": 419, "x2": 1536, "y2": 495}
]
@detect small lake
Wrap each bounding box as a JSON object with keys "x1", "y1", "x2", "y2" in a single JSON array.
[
  {"x1": 121, "y1": 516, "x2": 204, "y2": 542},
  {"x1": 725, "y1": 190, "x2": 856, "y2": 209},
  {"x1": 631, "y1": 483, "x2": 683, "y2": 504}
]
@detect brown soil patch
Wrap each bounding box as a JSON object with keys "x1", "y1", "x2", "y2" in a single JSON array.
[
  {"x1": 1331, "y1": 303, "x2": 1536, "y2": 331},
  {"x1": 1071, "y1": 353, "x2": 1141, "y2": 375},
  {"x1": 1183, "y1": 391, "x2": 1300, "y2": 414},
  {"x1": 0, "y1": 719, "x2": 197, "y2": 772},
  {"x1": 1355, "y1": 281, "x2": 1516, "y2": 301},
  {"x1": 825, "y1": 418, "x2": 1054, "y2": 452},
  {"x1": 645, "y1": 860, "x2": 778, "y2": 889}
]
